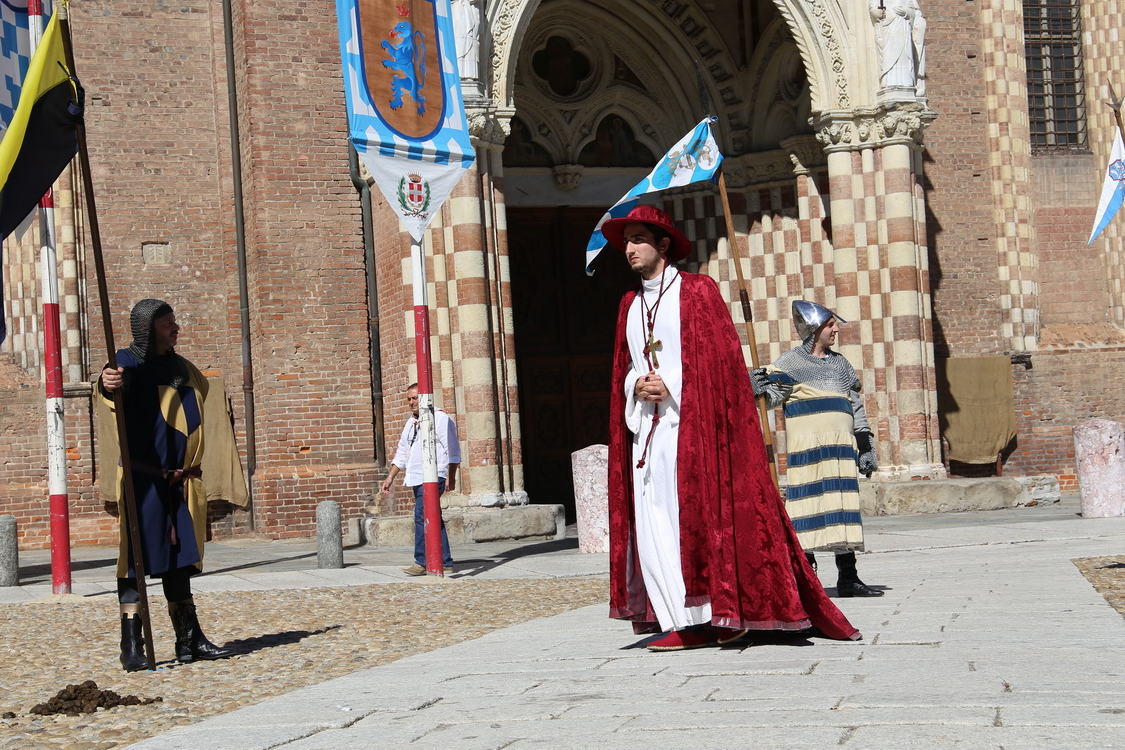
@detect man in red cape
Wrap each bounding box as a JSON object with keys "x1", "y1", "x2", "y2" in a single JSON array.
[{"x1": 604, "y1": 204, "x2": 860, "y2": 650}]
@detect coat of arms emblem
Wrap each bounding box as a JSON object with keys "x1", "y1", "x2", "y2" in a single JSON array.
[{"x1": 398, "y1": 173, "x2": 431, "y2": 218}]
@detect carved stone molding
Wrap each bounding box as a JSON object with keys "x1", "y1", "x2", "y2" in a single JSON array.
[
  {"x1": 468, "y1": 106, "x2": 515, "y2": 147},
  {"x1": 552, "y1": 164, "x2": 584, "y2": 191},
  {"x1": 811, "y1": 102, "x2": 937, "y2": 152},
  {"x1": 722, "y1": 148, "x2": 802, "y2": 189},
  {"x1": 779, "y1": 134, "x2": 825, "y2": 175}
]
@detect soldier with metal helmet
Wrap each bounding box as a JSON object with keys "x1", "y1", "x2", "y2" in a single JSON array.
[{"x1": 750, "y1": 300, "x2": 884, "y2": 598}]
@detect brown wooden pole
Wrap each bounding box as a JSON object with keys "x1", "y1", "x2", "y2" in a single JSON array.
[
  {"x1": 59, "y1": 4, "x2": 156, "y2": 670},
  {"x1": 716, "y1": 169, "x2": 779, "y2": 487}
]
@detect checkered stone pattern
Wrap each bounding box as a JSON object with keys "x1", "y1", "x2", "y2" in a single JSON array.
[
  {"x1": 401, "y1": 148, "x2": 523, "y2": 509},
  {"x1": 660, "y1": 154, "x2": 942, "y2": 479},
  {"x1": 981, "y1": 0, "x2": 1038, "y2": 353},
  {"x1": 1082, "y1": 0, "x2": 1125, "y2": 324},
  {"x1": 1, "y1": 168, "x2": 82, "y2": 383}
]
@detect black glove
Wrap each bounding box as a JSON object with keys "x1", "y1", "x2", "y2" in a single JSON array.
[
  {"x1": 855, "y1": 431, "x2": 877, "y2": 478},
  {"x1": 750, "y1": 368, "x2": 770, "y2": 397}
]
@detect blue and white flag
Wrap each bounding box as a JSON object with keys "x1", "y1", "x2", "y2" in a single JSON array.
[
  {"x1": 336, "y1": 0, "x2": 474, "y2": 241},
  {"x1": 585, "y1": 117, "x2": 722, "y2": 274},
  {"x1": 0, "y1": 0, "x2": 30, "y2": 131},
  {"x1": 1090, "y1": 129, "x2": 1125, "y2": 244}
]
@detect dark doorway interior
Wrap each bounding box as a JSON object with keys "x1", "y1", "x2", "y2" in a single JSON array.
[{"x1": 508, "y1": 206, "x2": 636, "y2": 522}]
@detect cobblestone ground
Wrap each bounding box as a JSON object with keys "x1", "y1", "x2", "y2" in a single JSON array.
[
  {"x1": 0, "y1": 578, "x2": 609, "y2": 749},
  {"x1": 1075, "y1": 554, "x2": 1125, "y2": 620}
]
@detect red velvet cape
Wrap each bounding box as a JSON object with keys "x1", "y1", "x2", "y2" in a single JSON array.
[{"x1": 608, "y1": 272, "x2": 860, "y2": 640}]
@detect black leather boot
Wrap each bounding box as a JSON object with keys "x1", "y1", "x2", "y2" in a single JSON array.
[
  {"x1": 168, "y1": 597, "x2": 235, "y2": 662},
  {"x1": 835, "y1": 551, "x2": 884, "y2": 597},
  {"x1": 119, "y1": 607, "x2": 147, "y2": 672},
  {"x1": 805, "y1": 552, "x2": 817, "y2": 572}
]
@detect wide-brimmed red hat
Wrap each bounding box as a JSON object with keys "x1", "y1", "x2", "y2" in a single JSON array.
[{"x1": 601, "y1": 205, "x2": 693, "y2": 263}]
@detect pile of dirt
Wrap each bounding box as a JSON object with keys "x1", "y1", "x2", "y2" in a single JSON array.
[{"x1": 28, "y1": 680, "x2": 162, "y2": 716}]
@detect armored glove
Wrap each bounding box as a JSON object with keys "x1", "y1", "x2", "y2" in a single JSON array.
[
  {"x1": 855, "y1": 431, "x2": 878, "y2": 478},
  {"x1": 750, "y1": 367, "x2": 770, "y2": 397}
]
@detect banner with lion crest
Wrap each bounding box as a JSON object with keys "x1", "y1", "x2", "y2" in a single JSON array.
[{"x1": 336, "y1": 0, "x2": 474, "y2": 240}]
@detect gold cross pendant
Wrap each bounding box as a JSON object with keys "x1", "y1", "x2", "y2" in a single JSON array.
[{"x1": 644, "y1": 333, "x2": 662, "y2": 369}]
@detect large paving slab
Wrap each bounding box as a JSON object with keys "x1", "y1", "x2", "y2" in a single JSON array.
[{"x1": 119, "y1": 498, "x2": 1125, "y2": 749}]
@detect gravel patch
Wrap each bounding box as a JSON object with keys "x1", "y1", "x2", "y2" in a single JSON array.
[
  {"x1": 1074, "y1": 554, "x2": 1125, "y2": 618},
  {"x1": 0, "y1": 577, "x2": 608, "y2": 749}
]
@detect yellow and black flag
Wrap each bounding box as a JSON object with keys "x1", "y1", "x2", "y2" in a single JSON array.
[{"x1": 0, "y1": 11, "x2": 81, "y2": 239}]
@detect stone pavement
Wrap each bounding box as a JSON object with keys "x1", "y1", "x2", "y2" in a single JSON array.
[{"x1": 15, "y1": 497, "x2": 1125, "y2": 748}]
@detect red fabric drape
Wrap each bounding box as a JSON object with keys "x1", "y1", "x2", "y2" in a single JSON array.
[{"x1": 608, "y1": 272, "x2": 860, "y2": 640}]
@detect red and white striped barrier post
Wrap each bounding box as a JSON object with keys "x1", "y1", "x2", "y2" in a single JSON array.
[
  {"x1": 410, "y1": 238, "x2": 443, "y2": 576},
  {"x1": 30, "y1": 0, "x2": 71, "y2": 595}
]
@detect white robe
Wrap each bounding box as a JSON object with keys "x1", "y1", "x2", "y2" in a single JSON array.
[{"x1": 623, "y1": 267, "x2": 712, "y2": 631}]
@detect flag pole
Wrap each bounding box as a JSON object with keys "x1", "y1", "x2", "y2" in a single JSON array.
[
  {"x1": 59, "y1": 3, "x2": 156, "y2": 669},
  {"x1": 1108, "y1": 82, "x2": 1125, "y2": 138},
  {"x1": 29, "y1": 0, "x2": 71, "y2": 595},
  {"x1": 410, "y1": 236, "x2": 444, "y2": 576},
  {"x1": 694, "y1": 61, "x2": 779, "y2": 486}
]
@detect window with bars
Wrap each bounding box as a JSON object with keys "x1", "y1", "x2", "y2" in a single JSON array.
[{"x1": 1024, "y1": 0, "x2": 1087, "y2": 151}]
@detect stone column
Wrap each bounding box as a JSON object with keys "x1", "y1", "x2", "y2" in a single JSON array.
[
  {"x1": 815, "y1": 104, "x2": 943, "y2": 480},
  {"x1": 1073, "y1": 419, "x2": 1125, "y2": 518}
]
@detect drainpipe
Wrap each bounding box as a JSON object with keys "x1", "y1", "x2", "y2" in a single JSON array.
[
  {"x1": 221, "y1": 0, "x2": 257, "y2": 525},
  {"x1": 350, "y1": 144, "x2": 386, "y2": 467}
]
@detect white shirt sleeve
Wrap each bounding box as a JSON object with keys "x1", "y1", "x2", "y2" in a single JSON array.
[{"x1": 391, "y1": 420, "x2": 413, "y2": 471}]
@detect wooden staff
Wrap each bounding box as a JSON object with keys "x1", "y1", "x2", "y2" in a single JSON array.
[
  {"x1": 1108, "y1": 82, "x2": 1125, "y2": 142},
  {"x1": 60, "y1": 4, "x2": 156, "y2": 670},
  {"x1": 716, "y1": 169, "x2": 780, "y2": 488}
]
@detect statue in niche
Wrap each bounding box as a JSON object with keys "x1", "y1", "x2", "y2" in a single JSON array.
[
  {"x1": 452, "y1": 0, "x2": 480, "y2": 80},
  {"x1": 869, "y1": 0, "x2": 927, "y2": 97}
]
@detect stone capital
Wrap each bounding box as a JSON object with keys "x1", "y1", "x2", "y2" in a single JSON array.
[
  {"x1": 467, "y1": 105, "x2": 515, "y2": 148},
  {"x1": 811, "y1": 102, "x2": 937, "y2": 153}
]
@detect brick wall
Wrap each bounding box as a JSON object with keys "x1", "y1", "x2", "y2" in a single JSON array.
[{"x1": 922, "y1": 0, "x2": 1006, "y2": 359}]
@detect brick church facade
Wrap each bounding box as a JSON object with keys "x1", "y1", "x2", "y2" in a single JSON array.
[{"x1": 1, "y1": 0, "x2": 1121, "y2": 546}]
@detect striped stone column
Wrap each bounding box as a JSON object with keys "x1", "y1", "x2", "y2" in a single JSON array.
[{"x1": 816, "y1": 105, "x2": 944, "y2": 479}]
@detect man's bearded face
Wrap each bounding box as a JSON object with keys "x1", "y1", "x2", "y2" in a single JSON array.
[{"x1": 623, "y1": 222, "x2": 670, "y2": 280}]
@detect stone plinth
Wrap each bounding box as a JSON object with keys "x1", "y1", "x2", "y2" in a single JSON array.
[
  {"x1": 361, "y1": 505, "x2": 565, "y2": 548},
  {"x1": 572, "y1": 444, "x2": 609, "y2": 554},
  {"x1": 1073, "y1": 419, "x2": 1125, "y2": 518}
]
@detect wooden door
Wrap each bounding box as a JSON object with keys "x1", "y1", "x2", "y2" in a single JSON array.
[{"x1": 508, "y1": 207, "x2": 636, "y2": 521}]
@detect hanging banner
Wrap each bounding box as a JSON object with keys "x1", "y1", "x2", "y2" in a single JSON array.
[
  {"x1": 336, "y1": 0, "x2": 475, "y2": 241},
  {"x1": 0, "y1": 0, "x2": 30, "y2": 131}
]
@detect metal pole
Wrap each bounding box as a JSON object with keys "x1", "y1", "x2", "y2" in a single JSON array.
[
  {"x1": 410, "y1": 237, "x2": 443, "y2": 576},
  {"x1": 29, "y1": 0, "x2": 71, "y2": 596},
  {"x1": 717, "y1": 169, "x2": 779, "y2": 487},
  {"x1": 59, "y1": 4, "x2": 156, "y2": 669}
]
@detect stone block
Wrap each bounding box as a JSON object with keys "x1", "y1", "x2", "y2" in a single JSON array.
[
  {"x1": 872, "y1": 478, "x2": 1030, "y2": 515},
  {"x1": 572, "y1": 444, "x2": 609, "y2": 553},
  {"x1": 0, "y1": 515, "x2": 17, "y2": 587},
  {"x1": 1012, "y1": 475, "x2": 1061, "y2": 506},
  {"x1": 360, "y1": 505, "x2": 564, "y2": 547},
  {"x1": 463, "y1": 505, "x2": 564, "y2": 542},
  {"x1": 1073, "y1": 419, "x2": 1125, "y2": 518}
]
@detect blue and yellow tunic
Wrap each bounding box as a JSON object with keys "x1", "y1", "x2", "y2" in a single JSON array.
[{"x1": 103, "y1": 348, "x2": 209, "y2": 578}]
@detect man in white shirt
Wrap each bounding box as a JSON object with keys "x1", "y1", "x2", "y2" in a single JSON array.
[{"x1": 381, "y1": 383, "x2": 461, "y2": 575}]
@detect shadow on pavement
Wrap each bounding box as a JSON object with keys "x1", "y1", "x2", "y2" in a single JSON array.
[{"x1": 224, "y1": 624, "x2": 344, "y2": 656}]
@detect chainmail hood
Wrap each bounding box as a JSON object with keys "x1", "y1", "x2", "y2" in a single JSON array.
[{"x1": 127, "y1": 298, "x2": 173, "y2": 362}]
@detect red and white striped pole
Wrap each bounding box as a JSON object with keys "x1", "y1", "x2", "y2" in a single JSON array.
[
  {"x1": 30, "y1": 0, "x2": 71, "y2": 595},
  {"x1": 410, "y1": 237, "x2": 444, "y2": 576}
]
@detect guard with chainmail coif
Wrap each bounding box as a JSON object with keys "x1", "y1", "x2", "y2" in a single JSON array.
[
  {"x1": 100, "y1": 299, "x2": 235, "y2": 671},
  {"x1": 750, "y1": 300, "x2": 884, "y2": 598}
]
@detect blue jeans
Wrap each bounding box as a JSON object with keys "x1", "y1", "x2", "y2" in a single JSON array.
[{"x1": 413, "y1": 479, "x2": 453, "y2": 567}]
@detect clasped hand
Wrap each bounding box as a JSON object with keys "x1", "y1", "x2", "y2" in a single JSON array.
[{"x1": 634, "y1": 370, "x2": 670, "y2": 403}]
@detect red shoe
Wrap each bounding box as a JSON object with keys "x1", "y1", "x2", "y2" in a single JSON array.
[{"x1": 647, "y1": 628, "x2": 715, "y2": 651}]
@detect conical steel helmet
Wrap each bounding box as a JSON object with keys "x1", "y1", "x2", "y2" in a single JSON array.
[{"x1": 792, "y1": 300, "x2": 846, "y2": 341}]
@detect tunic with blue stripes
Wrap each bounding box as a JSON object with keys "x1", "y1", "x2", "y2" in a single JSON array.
[{"x1": 764, "y1": 347, "x2": 867, "y2": 552}]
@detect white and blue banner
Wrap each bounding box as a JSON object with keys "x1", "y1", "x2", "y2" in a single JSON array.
[
  {"x1": 336, "y1": 0, "x2": 474, "y2": 241},
  {"x1": 1090, "y1": 129, "x2": 1125, "y2": 244},
  {"x1": 585, "y1": 117, "x2": 723, "y2": 274},
  {"x1": 0, "y1": 0, "x2": 30, "y2": 131}
]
